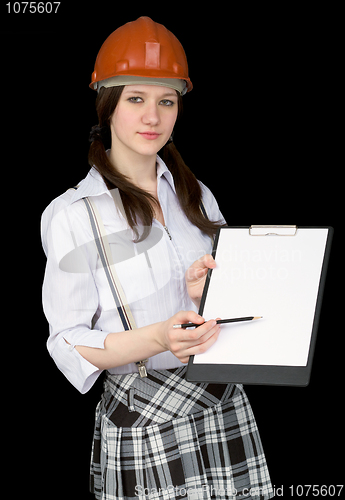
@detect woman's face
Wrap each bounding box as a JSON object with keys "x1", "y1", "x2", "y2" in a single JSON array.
[{"x1": 109, "y1": 84, "x2": 178, "y2": 160}]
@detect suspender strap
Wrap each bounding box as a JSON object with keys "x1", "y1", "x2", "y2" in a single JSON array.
[
  {"x1": 199, "y1": 199, "x2": 208, "y2": 220},
  {"x1": 82, "y1": 197, "x2": 137, "y2": 331},
  {"x1": 82, "y1": 196, "x2": 148, "y2": 377}
]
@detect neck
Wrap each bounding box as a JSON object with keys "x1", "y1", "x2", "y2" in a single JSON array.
[{"x1": 109, "y1": 142, "x2": 157, "y2": 192}]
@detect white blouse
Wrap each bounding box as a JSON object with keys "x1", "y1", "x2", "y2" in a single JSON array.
[{"x1": 41, "y1": 156, "x2": 225, "y2": 393}]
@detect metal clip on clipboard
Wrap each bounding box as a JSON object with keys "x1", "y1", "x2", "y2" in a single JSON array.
[{"x1": 249, "y1": 225, "x2": 298, "y2": 236}]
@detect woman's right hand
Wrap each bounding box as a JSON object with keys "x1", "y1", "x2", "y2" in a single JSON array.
[{"x1": 159, "y1": 310, "x2": 221, "y2": 364}]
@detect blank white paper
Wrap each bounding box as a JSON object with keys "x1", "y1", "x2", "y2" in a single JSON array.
[{"x1": 194, "y1": 228, "x2": 328, "y2": 366}]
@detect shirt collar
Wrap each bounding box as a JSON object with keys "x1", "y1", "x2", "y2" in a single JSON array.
[
  {"x1": 69, "y1": 167, "x2": 110, "y2": 205},
  {"x1": 156, "y1": 155, "x2": 176, "y2": 194},
  {"x1": 69, "y1": 155, "x2": 176, "y2": 205}
]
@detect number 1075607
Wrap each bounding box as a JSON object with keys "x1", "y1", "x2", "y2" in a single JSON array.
[{"x1": 6, "y1": 2, "x2": 61, "y2": 13}]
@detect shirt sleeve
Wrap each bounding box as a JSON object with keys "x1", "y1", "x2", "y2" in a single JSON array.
[
  {"x1": 41, "y1": 196, "x2": 109, "y2": 394},
  {"x1": 199, "y1": 181, "x2": 227, "y2": 226}
]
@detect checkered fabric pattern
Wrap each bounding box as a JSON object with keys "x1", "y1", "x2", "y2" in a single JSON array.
[{"x1": 90, "y1": 367, "x2": 273, "y2": 500}]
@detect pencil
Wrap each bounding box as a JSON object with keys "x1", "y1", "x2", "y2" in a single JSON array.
[{"x1": 173, "y1": 316, "x2": 263, "y2": 329}]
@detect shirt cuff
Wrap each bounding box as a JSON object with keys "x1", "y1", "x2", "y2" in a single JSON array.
[{"x1": 50, "y1": 330, "x2": 109, "y2": 394}]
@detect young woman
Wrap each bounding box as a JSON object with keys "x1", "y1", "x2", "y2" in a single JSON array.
[{"x1": 41, "y1": 17, "x2": 274, "y2": 500}]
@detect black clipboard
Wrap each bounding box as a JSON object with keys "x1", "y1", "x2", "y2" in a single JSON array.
[{"x1": 186, "y1": 226, "x2": 333, "y2": 386}]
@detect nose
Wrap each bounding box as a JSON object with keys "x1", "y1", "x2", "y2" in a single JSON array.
[{"x1": 142, "y1": 100, "x2": 160, "y2": 126}]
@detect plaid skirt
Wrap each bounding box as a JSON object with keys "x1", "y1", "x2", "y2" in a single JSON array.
[{"x1": 90, "y1": 367, "x2": 273, "y2": 500}]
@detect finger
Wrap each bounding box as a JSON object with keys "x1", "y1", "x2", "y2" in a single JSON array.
[
  {"x1": 186, "y1": 326, "x2": 221, "y2": 356},
  {"x1": 181, "y1": 320, "x2": 218, "y2": 343},
  {"x1": 197, "y1": 253, "x2": 216, "y2": 268},
  {"x1": 171, "y1": 319, "x2": 212, "y2": 344},
  {"x1": 173, "y1": 323, "x2": 221, "y2": 363},
  {"x1": 192, "y1": 320, "x2": 220, "y2": 343},
  {"x1": 173, "y1": 310, "x2": 205, "y2": 327},
  {"x1": 185, "y1": 254, "x2": 216, "y2": 281}
]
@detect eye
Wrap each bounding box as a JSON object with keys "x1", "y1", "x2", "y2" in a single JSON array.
[
  {"x1": 128, "y1": 96, "x2": 144, "y2": 103},
  {"x1": 160, "y1": 99, "x2": 175, "y2": 106}
]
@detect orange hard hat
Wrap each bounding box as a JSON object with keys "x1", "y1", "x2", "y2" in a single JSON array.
[{"x1": 90, "y1": 17, "x2": 192, "y2": 94}]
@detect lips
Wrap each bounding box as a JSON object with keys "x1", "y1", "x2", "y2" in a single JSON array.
[{"x1": 138, "y1": 132, "x2": 161, "y2": 140}]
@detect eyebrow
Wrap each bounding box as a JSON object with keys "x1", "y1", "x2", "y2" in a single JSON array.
[{"x1": 123, "y1": 89, "x2": 177, "y2": 98}]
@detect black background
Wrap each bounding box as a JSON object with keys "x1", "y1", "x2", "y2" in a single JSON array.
[{"x1": 2, "y1": 4, "x2": 342, "y2": 499}]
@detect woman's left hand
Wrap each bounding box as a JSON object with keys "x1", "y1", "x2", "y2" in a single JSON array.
[{"x1": 185, "y1": 254, "x2": 216, "y2": 307}]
